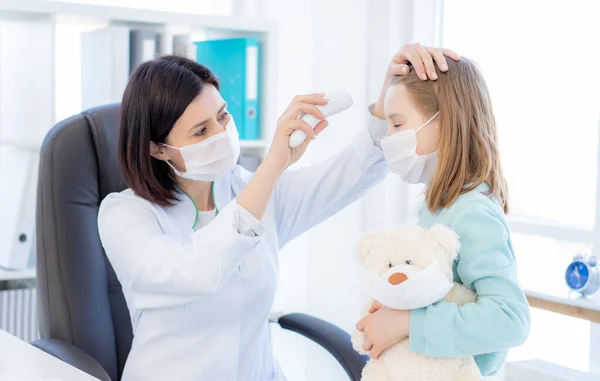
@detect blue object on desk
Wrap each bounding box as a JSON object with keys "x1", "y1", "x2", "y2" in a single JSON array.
[
  {"x1": 565, "y1": 249, "x2": 600, "y2": 296},
  {"x1": 195, "y1": 38, "x2": 260, "y2": 140}
]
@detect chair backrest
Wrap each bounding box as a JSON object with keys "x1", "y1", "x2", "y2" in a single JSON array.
[{"x1": 36, "y1": 104, "x2": 131, "y2": 381}]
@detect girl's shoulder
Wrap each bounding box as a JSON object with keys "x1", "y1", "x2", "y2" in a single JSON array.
[{"x1": 421, "y1": 183, "x2": 506, "y2": 228}]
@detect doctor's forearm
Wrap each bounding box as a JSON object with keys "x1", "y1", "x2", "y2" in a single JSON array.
[{"x1": 237, "y1": 160, "x2": 282, "y2": 220}]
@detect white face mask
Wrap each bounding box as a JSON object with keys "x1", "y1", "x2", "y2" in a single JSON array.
[
  {"x1": 381, "y1": 112, "x2": 439, "y2": 184},
  {"x1": 363, "y1": 260, "x2": 453, "y2": 310},
  {"x1": 162, "y1": 119, "x2": 240, "y2": 181}
]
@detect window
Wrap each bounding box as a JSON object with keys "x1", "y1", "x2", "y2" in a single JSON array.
[
  {"x1": 443, "y1": 0, "x2": 600, "y2": 372},
  {"x1": 507, "y1": 234, "x2": 591, "y2": 371},
  {"x1": 443, "y1": 0, "x2": 600, "y2": 228}
]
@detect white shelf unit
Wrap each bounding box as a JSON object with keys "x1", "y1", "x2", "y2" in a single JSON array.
[
  {"x1": 0, "y1": 0, "x2": 277, "y2": 269},
  {"x1": 0, "y1": 0, "x2": 277, "y2": 151},
  {"x1": 0, "y1": 0, "x2": 274, "y2": 33}
]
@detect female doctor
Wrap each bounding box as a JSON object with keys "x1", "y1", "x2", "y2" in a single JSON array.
[{"x1": 98, "y1": 44, "x2": 459, "y2": 381}]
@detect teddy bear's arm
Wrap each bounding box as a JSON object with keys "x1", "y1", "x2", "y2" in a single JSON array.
[{"x1": 444, "y1": 283, "x2": 477, "y2": 305}]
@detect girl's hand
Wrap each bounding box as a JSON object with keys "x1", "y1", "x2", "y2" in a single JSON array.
[
  {"x1": 355, "y1": 300, "x2": 410, "y2": 359},
  {"x1": 372, "y1": 43, "x2": 461, "y2": 120},
  {"x1": 263, "y1": 94, "x2": 329, "y2": 174}
]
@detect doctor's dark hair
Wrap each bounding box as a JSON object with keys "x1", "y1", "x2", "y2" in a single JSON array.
[
  {"x1": 118, "y1": 55, "x2": 219, "y2": 206},
  {"x1": 390, "y1": 58, "x2": 509, "y2": 213}
]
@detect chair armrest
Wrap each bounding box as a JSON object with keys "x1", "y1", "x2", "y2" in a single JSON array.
[
  {"x1": 277, "y1": 313, "x2": 367, "y2": 381},
  {"x1": 32, "y1": 338, "x2": 111, "y2": 381}
]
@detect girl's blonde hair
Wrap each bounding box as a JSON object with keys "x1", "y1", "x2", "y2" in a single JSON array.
[{"x1": 391, "y1": 58, "x2": 509, "y2": 213}]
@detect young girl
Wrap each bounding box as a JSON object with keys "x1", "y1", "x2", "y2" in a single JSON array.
[{"x1": 356, "y1": 57, "x2": 531, "y2": 377}]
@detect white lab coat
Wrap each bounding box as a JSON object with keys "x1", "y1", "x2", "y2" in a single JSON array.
[{"x1": 97, "y1": 114, "x2": 388, "y2": 381}]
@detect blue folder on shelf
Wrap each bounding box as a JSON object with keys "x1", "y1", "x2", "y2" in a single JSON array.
[{"x1": 195, "y1": 38, "x2": 260, "y2": 140}]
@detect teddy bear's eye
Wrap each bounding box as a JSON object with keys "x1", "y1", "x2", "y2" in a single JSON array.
[
  {"x1": 405, "y1": 260, "x2": 412, "y2": 265},
  {"x1": 388, "y1": 262, "x2": 393, "y2": 269}
]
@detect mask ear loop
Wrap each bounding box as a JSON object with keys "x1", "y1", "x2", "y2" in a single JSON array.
[
  {"x1": 415, "y1": 111, "x2": 440, "y2": 134},
  {"x1": 158, "y1": 143, "x2": 185, "y2": 176},
  {"x1": 159, "y1": 142, "x2": 180, "y2": 150}
]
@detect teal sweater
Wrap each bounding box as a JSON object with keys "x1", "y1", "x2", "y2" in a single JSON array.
[{"x1": 409, "y1": 184, "x2": 531, "y2": 376}]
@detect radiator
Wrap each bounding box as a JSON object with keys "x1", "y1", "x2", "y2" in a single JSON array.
[{"x1": 0, "y1": 286, "x2": 38, "y2": 342}]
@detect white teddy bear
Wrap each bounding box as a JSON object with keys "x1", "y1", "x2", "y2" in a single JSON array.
[{"x1": 351, "y1": 224, "x2": 498, "y2": 381}]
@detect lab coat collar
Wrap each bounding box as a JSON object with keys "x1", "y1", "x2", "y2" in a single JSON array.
[
  {"x1": 168, "y1": 191, "x2": 197, "y2": 231},
  {"x1": 213, "y1": 170, "x2": 236, "y2": 213},
  {"x1": 168, "y1": 170, "x2": 236, "y2": 230}
]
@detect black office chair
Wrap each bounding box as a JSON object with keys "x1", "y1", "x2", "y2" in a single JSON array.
[{"x1": 33, "y1": 104, "x2": 367, "y2": 381}]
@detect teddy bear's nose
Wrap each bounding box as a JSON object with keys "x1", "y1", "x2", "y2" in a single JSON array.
[{"x1": 388, "y1": 272, "x2": 408, "y2": 285}]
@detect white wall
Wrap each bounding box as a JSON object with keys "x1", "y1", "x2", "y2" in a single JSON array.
[
  {"x1": 303, "y1": 0, "x2": 371, "y2": 378},
  {"x1": 261, "y1": 1, "x2": 314, "y2": 379},
  {"x1": 263, "y1": 0, "x2": 369, "y2": 379}
]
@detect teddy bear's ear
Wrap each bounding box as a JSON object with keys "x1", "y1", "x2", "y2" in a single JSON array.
[
  {"x1": 356, "y1": 232, "x2": 381, "y2": 264},
  {"x1": 427, "y1": 224, "x2": 460, "y2": 263}
]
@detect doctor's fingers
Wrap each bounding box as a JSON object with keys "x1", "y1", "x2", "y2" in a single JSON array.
[
  {"x1": 414, "y1": 43, "x2": 437, "y2": 80},
  {"x1": 313, "y1": 120, "x2": 329, "y2": 136},
  {"x1": 388, "y1": 63, "x2": 410, "y2": 77},
  {"x1": 392, "y1": 44, "x2": 427, "y2": 81},
  {"x1": 425, "y1": 47, "x2": 460, "y2": 72},
  {"x1": 293, "y1": 93, "x2": 328, "y2": 105},
  {"x1": 424, "y1": 47, "x2": 447, "y2": 74},
  {"x1": 280, "y1": 93, "x2": 327, "y2": 118},
  {"x1": 440, "y1": 47, "x2": 461, "y2": 62},
  {"x1": 279, "y1": 103, "x2": 326, "y2": 122},
  {"x1": 281, "y1": 119, "x2": 317, "y2": 140}
]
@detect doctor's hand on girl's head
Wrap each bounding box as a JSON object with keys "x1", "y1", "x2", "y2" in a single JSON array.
[
  {"x1": 355, "y1": 301, "x2": 410, "y2": 359},
  {"x1": 263, "y1": 93, "x2": 329, "y2": 173},
  {"x1": 389, "y1": 44, "x2": 460, "y2": 82},
  {"x1": 372, "y1": 43, "x2": 460, "y2": 120}
]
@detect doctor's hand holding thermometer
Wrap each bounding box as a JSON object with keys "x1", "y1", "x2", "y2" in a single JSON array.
[
  {"x1": 241, "y1": 91, "x2": 359, "y2": 219},
  {"x1": 237, "y1": 93, "x2": 329, "y2": 220}
]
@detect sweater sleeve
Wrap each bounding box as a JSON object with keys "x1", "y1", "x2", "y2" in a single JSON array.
[{"x1": 409, "y1": 201, "x2": 531, "y2": 357}]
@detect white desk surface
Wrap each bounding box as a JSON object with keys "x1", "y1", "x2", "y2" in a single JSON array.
[
  {"x1": 523, "y1": 277, "x2": 600, "y2": 322},
  {"x1": 0, "y1": 329, "x2": 99, "y2": 381},
  {"x1": 525, "y1": 288, "x2": 600, "y2": 311},
  {"x1": 516, "y1": 255, "x2": 600, "y2": 322}
]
